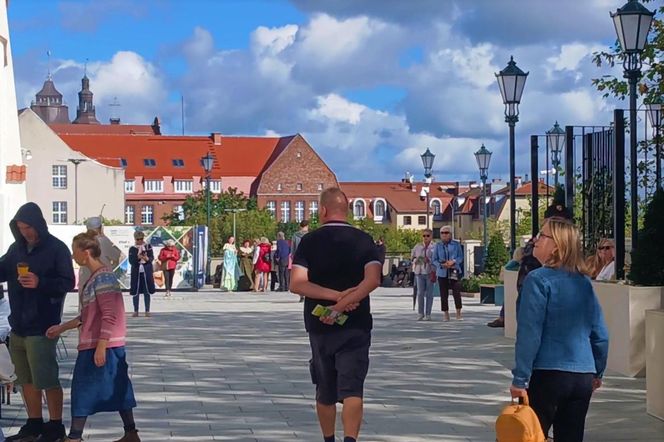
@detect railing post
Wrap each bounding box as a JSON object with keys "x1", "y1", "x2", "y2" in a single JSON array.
[
  {"x1": 530, "y1": 135, "x2": 539, "y2": 238},
  {"x1": 614, "y1": 109, "x2": 626, "y2": 280}
]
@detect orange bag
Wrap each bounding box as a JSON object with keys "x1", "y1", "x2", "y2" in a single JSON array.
[{"x1": 495, "y1": 393, "x2": 546, "y2": 442}]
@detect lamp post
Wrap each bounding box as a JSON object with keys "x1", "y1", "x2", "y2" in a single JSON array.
[
  {"x1": 496, "y1": 56, "x2": 528, "y2": 252},
  {"x1": 67, "y1": 158, "x2": 88, "y2": 224},
  {"x1": 547, "y1": 121, "x2": 565, "y2": 188},
  {"x1": 612, "y1": 0, "x2": 655, "y2": 251},
  {"x1": 420, "y1": 148, "x2": 435, "y2": 229},
  {"x1": 646, "y1": 100, "x2": 662, "y2": 189},
  {"x1": 201, "y1": 152, "x2": 214, "y2": 283},
  {"x1": 223, "y1": 208, "x2": 247, "y2": 239},
  {"x1": 474, "y1": 144, "x2": 493, "y2": 259}
]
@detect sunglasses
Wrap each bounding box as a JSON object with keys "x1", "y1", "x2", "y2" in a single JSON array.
[
  {"x1": 598, "y1": 246, "x2": 614, "y2": 250},
  {"x1": 422, "y1": 234, "x2": 431, "y2": 237},
  {"x1": 441, "y1": 232, "x2": 451, "y2": 235}
]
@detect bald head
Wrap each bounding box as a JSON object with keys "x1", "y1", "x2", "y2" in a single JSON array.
[{"x1": 319, "y1": 187, "x2": 349, "y2": 222}]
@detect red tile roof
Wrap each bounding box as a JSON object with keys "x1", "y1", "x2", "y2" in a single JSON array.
[
  {"x1": 340, "y1": 181, "x2": 457, "y2": 213},
  {"x1": 49, "y1": 123, "x2": 158, "y2": 135},
  {"x1": 492, "y1": 181, "x2": 554, "y2": 196},
  {"x1": 6, "y1": 165, "x2": 26, "y2": 184},
  {"x1": 55, "y1": 133, "x2": 289, "y2": 180}
]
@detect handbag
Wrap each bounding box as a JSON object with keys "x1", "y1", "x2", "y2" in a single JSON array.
[{"x1": 495, "y1": 393, "x2": 546, "y2": 442}]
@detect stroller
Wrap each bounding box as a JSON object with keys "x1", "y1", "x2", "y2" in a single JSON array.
[{"x1": 391, "y1": 259, "x2": 413, "y2": 287}]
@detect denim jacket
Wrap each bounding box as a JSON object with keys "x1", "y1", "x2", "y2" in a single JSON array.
[
  {"x1": 512, "y1": 267, "x2": 609, "y2": 388},
  {"x1": 432, "y1": 240, "x2": 463, "y2": 278}
]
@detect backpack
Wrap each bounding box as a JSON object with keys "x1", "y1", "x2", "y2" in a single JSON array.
[{"x1": 495, "y1": 394, "x2": 546, "y2": 442}]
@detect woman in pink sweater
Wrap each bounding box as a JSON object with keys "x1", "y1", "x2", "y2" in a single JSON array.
[{"x1": 46, "y1": 231, "x2": 138, "y2": 442}]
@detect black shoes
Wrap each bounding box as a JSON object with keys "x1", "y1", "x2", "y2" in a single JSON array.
[
  {"x1": 487, "y1": 318, "x2": 505, "y2": 328},
  {"x1": 5, "y1": 423, "x2": 41, "y2": 442},
  {"x1": 35, "y1": 421, "x2": 66, "y2": 442}
]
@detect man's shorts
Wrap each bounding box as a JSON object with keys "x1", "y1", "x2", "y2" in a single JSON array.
[
  {"x1": 9, "y1": 333, "x2": 60, "y2": 389},
  {"x1": 308, "y1": 328, "x2": 371, "y2": 405}
]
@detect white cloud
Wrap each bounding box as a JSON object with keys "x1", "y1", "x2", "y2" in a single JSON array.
[
  {"x1": 547, "y1": 43, "x2": 605, "y2": 72},
  {"x1": 308, "y1": 94, "x2": 366, "y2": 125}
]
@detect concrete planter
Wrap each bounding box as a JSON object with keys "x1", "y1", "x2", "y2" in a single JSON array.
[
  {"x1": 593, "y1": 282, "x2": 664, "y2": 377},
  {"x1": 503, "y1": 270, "x2": 518, "y2": 339},
  {"x1": 646, "y1": 309, "x2": 664, "y2": 421}
]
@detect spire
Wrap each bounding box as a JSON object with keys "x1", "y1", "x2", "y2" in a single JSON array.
[
  {"x1": 72, "y1": 66, "x2": 99, "y2": 124},
  {"x1": 31, "y1": 57, "x2": 70, "y2": 124}
]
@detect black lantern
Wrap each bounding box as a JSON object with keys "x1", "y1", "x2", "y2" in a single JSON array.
[
  {"x1": 474, "y1": 144, "x2": 492, "y2": 180},
  {"x1": 201, "y1": 153, "x2": 214, "y2": 173},
  {"x1": 421, "y1": 148, "x2": 435, "y2": 178},
  {"x1": 611, "y1": 0, "x2": 654, "y2": 54},
  {"x1": 495, "y1": 56, "x2": 529, "y2": 120},
  {"x1": 646, "y1": 101, "x2": 662, "y2": 129}
]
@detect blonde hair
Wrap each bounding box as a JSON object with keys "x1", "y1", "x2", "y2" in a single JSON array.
[
  {"x1": 72, "y1": 230, "x2": 101, "y2": 258},
  {"x1": 543, "y1": 217, "x2": 589, "y2": 275},
  {"x1": 586, "y1": 238, "x2": 615, "y2": 278}
]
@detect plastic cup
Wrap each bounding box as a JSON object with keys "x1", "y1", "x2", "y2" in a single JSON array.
[{"x1": 16, "y1": 262, "x2": 29, "y2": 276}]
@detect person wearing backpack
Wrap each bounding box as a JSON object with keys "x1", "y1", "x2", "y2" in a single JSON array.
[{"x1": 510, "y1": 217, "x2": 609, "y2": 442}]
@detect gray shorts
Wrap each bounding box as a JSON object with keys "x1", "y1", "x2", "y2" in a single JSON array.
[{"x1": 308, "y1": 328, "x2": 371, "y2": 405}]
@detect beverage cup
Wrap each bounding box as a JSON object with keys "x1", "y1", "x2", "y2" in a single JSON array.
[{"x1": 17, "y1": 262, "x2": 29, "y2": 276}]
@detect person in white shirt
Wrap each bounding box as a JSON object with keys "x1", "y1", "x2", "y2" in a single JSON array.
[
  {"x1": 587, "y1": 239, "x2": 615, "y2": 281},
  {"x1": 411, "y1": 229, "x2": 435, "y2": 321}
]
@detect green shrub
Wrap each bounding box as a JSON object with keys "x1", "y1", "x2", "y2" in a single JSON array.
[
  {"x1": 629, "y1": 189, "x2": 664, "y2": 286},
  {"x1": 460, "y1": 273, "x2": 500, "y2": 292},
  {"x1": 484, "y1": 231, "x2": 510, "y2": 279}
]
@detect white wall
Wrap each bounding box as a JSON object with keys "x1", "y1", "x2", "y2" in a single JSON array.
[{"x1": 18, "y1": 109, "x2": 125, "y2": 224}]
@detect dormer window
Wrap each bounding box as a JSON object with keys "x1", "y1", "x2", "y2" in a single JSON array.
[
  {"x1": 143, "y1": 158, "x2": 156, "y2": 167},
  {"x1": 119, "y1": 158, "x2": 127, "y2": 168},
  {"x1": 296, "y1": 183, "x2": 303, "y2": 191},
  {"x1": 277, "y1": 183, "x2": 282, "y2": 191},
  {"x1": 172, "y1": 159, "x2": 185, "y2": 167}
]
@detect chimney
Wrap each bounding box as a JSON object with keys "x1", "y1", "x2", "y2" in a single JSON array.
[
  {"x1": 109, "y1": 117, "x2": 120, "y2": 125},
  {"x1": 211, "y1": 132, "x2": 222, "y2": 145}
]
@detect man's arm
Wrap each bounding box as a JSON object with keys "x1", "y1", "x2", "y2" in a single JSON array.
[
  {"x1": 36, "y1": 244, "x2": 75, "y2": 294},
  {"x1": 289, "y1": 266, "x2": 341, "y2": 301}
]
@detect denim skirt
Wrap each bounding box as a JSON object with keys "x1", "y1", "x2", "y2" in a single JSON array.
[{"x1": 71, "y1": 346, "x2": 137, "y2": 417}]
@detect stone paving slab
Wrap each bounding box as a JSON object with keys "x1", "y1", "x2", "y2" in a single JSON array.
[{"x1": 1, "y1": 288, "x2": 663, "y2": 441}]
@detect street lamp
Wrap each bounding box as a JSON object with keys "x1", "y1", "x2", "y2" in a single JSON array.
[
  {"x1": 201, "y1": 152, "x2": 214, "y2": 283},
  {"x1": 67, "y1": 158, "x2": 88, "y2": 224},
  {"x1": 612, "y1": 0, "x2": 655, "y2": 251},
  {"x1": 420, "y1": 148, "x2": 435, "y2": 229},
  {"x1": 546, "y1": 121, "x2": 565, "y2": 187},
  {"x1": 223, "y1": 208, "x2": 247, "y2": 240},
  {"x1": 496, "y1": 56, "x2": 528, "y2": 252},
  {"x1": 474, "y1": 144, "x2": 493, "y2": 259},
  {"x1": 646, "y1": 100, "x2": 662, "y2": 189}
]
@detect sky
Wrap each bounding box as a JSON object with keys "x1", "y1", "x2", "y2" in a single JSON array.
[{"x1": 7, "y1": 0, "x2": 635, "y2": 182}]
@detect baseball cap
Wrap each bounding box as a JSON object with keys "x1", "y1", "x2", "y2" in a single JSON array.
[{"x1": 85, "y1": 216, "x2": 103, "y2": 230}]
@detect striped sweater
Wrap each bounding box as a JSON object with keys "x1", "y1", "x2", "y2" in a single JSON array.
[{"x1": 78, "y1": 269, "x2": 126, "y2": 351}]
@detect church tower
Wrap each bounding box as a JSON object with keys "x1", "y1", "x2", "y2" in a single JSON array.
[
  {"x1": 30, "y1": 75, "x2": 70, "y2": 124},
  {"x1": 72, "y1": 73, "x2": 100, "y2": 124}
]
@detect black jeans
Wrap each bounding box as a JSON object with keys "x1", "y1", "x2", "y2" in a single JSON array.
[
  {"x1": 528, "y1": 370, "x2": 594, "y2": 442},
  {"x1": 438, "y1": 277, "x2": 462, "y2": 311},
  {"x1": 133, "y1": 274, "x2": 151, "y2": 313},
  {"x1": 278, "y1": 262, "x2": 289, "y2": 291},
  {"x1": 165, "y1": 269, "x2": 175, "y2": 291}
]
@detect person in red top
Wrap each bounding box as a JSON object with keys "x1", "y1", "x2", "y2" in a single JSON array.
[
  {"x1": 157, "y1": 240, "x2": 180, "y2": 297},
  {"x1": 253, "y1": 237, "x2": 271, "y2": 292}
]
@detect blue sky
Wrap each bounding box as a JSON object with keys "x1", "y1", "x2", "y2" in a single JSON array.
[{"x1": 8, "y1": 0, "x2": 629, "y2": 182}]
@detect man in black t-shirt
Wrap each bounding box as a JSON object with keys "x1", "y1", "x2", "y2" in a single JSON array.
[{"x1": 291, "y1": 188, "x2": 382, "y2": 442}]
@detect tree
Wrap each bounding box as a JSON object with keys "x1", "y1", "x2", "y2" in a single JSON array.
[
  {"x1": 628, "y1": 189, "x2": 664, "y2": 285},
  {"x1": 484, "y1": 231, "x2": 510, "y2": 280}
]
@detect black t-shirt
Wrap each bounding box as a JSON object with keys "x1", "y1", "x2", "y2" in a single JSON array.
[{"x1": 293, "y1": 222, "x2": 382, "y2": 334}]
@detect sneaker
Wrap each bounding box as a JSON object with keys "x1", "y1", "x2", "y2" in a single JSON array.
[
  {"x1": 424, "y1": 315, "x2": 432, "y2": 321},
  {"x1": 113, "y1": 429, "x2": 141, "y2": 442},
  {"x1": 417, "y1": 314, "x2": 424, "y2": 321},
  {"x1": 487, "y1": 318, "x2": 505, "y2": 328},
  {"x1": 35, "y1": 422, "x2": 65, "y2": 442},
  {"x1": 5, "y1": 422, "x2": 42, "y2": 442}
]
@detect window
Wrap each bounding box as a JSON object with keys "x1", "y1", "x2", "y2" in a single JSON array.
[
  {"x1": 174, "y1": 180, "x2": 193, "y2": 193},
  {"x1": 353, "y1": 200, "x2": 365, "y2": 218},
  {"x1": 267, "y1": 201, "x2": 276, "y2": 217},
  {"x1": 375, "y1": 200, "x2": 385, "y2": 218},
  {"x1": 277, "y1": 183, "x2": 283, "y2": 191},
  {"x1": 208, "y1": 180, "x2": 222, "y2": 193},
  {"x1": 144, "y1": 180, "x2": 163, "y2": 193},
  {"x1": 120, "y1": 158, "x2": 127, "y2": 168},
  {"x1": 124, "y1": 180, "x2": 135, "y2": 193},
  {"x1": 172, "y1": 159, "x2": 185, "y2": 167},
  {"x1": 52, "y1": 165, "x2": 67, "y2": 189},
  {"x1": 418, "y1": 215, "x2": 427, "y2": 225},
  {"x1": 296, "y1": 183, "x2": 303, "y2": 191},
  {"x1": 52, "y1": 201, "x2": 67, "y2": 224},
  {"x1": 141, "y1": 205, "x2": 154, "y2": 224},
  {"x1": 295, "y1": 201, "x2": 305, "y2": 222},
  {"x1": 280, "y1": 201, "x2": 290, "y2": 223},
  {"x1": 173, "y1": 205, "x2": 185, "y2": 221},
  {"x1": 125, "y1": 205, "x2": 135, "y2": 224},
  {"x1": 317, "y1": 183, "x2": 323, "y2": 191},
  {"x1": 403, "y1": 216, "x2": 412, "y2": 225},
  {"x1": 432, "y1": 199, "x2": 441, "y2": 215},
  {"x1": 309, "y1": 201, "x2": 318, "y2": 218},
  {"x1": 143, "y1": 159, "x2": 156, "y2": 167}
]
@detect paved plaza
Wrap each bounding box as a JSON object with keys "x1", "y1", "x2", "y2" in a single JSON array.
[{"x1": 1, "y1": 288, "x2": 663, "y2": 441}]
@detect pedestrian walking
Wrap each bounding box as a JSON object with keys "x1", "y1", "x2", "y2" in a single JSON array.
[
  {"x1": 276, "y1": 232, "x2": 290, "y2": 291},
  {"x1": 253, "y1": 237, "x2": 271, "y2": 292},
  {"x1": 510, "y1": 216, "x2": 609, "y2": 442},
  {"x1": 432, "y1": 225, "x2": 464, "y2": 321},
  {"x1": 0, "y1": 202, "x2": 74, "y2": 442},
  {"x1": 157, "y1": 239, "x2": 180, "y2": 297},
  {"x1": 411, "y1": 228, "x2": 435, "y2": 321},
  {"x1": 291, "y1": 187, "x2": 382, "y2": 442},
  {"x1": 128, "y1": 231, "x2": 155, "y2": 317},
  {"x1": 46, "y1": 231, "x2": 139, "y2": 442}
]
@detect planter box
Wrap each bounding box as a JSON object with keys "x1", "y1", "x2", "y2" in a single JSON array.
[
  {"x1": 480, "y1": 284, "x2": 503, "y2": 304},
  {"x1": 593, "y1": 282, "x2": 664, "y2": 377},
  {"x1": 646, "y1": 309, "x2": 664, "y2": 421},
  {"x1": 504, "y1": 270, "x2": 518, "y2": 339}
]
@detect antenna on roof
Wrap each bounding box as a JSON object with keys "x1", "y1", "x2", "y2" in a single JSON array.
[
  {"x1": 84, "y1": 58, "x2": 88, "y2": 77},
  {"x1": 46, "y1": 50, "x2": 52, "y2": 80}
]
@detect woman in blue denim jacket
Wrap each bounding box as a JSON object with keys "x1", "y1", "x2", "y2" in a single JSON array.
[
  {"x1": 432, "y1": 226, "x2": 464, "y2": 321},
  {"x1": 510, "y1": 216, "x2": 609, "y2": 442}
]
